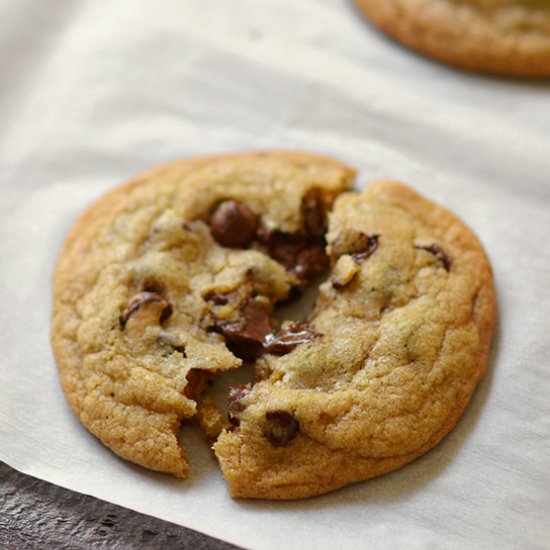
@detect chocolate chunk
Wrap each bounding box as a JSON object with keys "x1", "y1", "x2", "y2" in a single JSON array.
[
  {"x1": 264, "y1": 411, "x2": 299, "y2": 446},
  {"x1": 257, "y1": 230, "x2": 305, "y2": 271},
  {"x1": 258, "y1": 231, "x2": 328, "y2": 288},
  {"x1": 264, "y1": 322, "x2": 322, "y2": 355},
  {"x1": 210, "y1": 200, "x2": 258, "y2": 248},
  {"x1": 416, "y1": 243, "x2": 451, "y2": 271},
  {"x1": 302, "y1": 190, "x2": 327, "y2": 238},
  {"x1": 212, "y1": 298, "x2": 272, "y2": 359},
  {"x1": 257, "y1": 193, "x2": 330, "y2": 289},
  {"x1": 227, "y1": 384, "x2": 251, "y2": 426},
  {"x1": 294, "y1": 244, "x2": 329, "y2": 286},
  {"x1": 119, "y1": 291, "x2": 172, "y2": 329},
  {"x1": 331, "y1": 230, "x2": 379, "y2": 263}
]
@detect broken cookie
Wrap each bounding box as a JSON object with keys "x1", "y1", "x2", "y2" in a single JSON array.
[{"x1": 51, "y1": 152, "x2": 496, "y2": 499}]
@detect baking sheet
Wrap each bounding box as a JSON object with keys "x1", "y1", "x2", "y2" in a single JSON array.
[{"x1": 1, "y1": 1, "x2": 550, "y2": 548}]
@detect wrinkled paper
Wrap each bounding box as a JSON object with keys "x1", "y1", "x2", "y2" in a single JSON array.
[{"x1": 1, "y1": 1, "x2": 549, "y2": 548}]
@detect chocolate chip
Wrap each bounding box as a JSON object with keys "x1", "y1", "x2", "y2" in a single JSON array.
[
  {"x1": 209, "y1": 200, "x2": 258, "y2": 248},
  {"x1": 264, "y1": 411, "x2": 299, "y2": 446},
  {"x1": 302, "y1": 190, "x2": 327, "y2": 238},
  {"x1": 352, "y1": 234, "x2": 379, "y2": 263},
  {"x1": 264, "y1": 322, "x2": 322, "y2": 355},
  {"x1": 416, "y1": 243, "x2": 451, "y2": 271},
  {"x1": 331, "y1": 230, "x2": 379, "y2": 263},
  {"x1": 212, "y1": 298, "x2": 272, "y2": 359},
  {"x1": 227, "y1": 384, "x2": 251, "y2": 426},
  {"x1": 119, "y1": 291, "x2": 172, "y2": 329}
]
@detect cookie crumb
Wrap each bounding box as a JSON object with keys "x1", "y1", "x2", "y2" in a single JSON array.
[{"x1": 197, "y1": 397, "x2": 228, "y2": 443}]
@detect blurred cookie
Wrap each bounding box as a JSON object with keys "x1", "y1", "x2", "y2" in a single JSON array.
[{"x1": 353, "y1": 0, "x2": 550, "y2": 76}]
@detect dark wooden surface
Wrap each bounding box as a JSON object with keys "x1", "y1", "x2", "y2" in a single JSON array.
[{"x1": 0, "y1": 462, "x2": 241, "y2": 549}]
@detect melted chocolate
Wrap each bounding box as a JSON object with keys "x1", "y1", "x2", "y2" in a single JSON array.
[
  {"x1": 258, "y1": 231, "x2": 328, "y2": 288},
  {"x1": 264, "y1": 322, "x2": 322, "y2": 356},
  {"x1": 211, "y1": 298, "x2": 272, "y2": 359},
  {"x1": 302, "y1": 190, "x2": 327, "y2": 238}
]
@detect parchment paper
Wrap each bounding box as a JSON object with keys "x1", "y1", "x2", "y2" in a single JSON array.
[{"x1": 1, "y1": 1, "x2": 549, "y2": 548}]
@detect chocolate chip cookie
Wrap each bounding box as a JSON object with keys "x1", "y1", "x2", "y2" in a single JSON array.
[
  {"x1": 51, "y1": 152, "x2": 496, "y2": 499},
  {"x1": 353, "y1": 0, "x2": 550, "y2": 76}
]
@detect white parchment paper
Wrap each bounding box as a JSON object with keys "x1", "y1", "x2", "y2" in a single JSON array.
[{"x1": 1, "y1": 1, "x2": 550, "y2": 548}]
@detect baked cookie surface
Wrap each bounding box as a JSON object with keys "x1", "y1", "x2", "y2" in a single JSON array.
[
  {"x1": 353, "y1": 0, "x2": 550, "y2": 76},
  {"x1": 52, "y1": 152, "x2": 496, "y2": 499}
]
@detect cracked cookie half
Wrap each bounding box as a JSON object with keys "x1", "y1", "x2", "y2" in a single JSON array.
[
  {"x1": 51, "y1": 151, "x2": 353, "y2": 478},
  {"x1": 51, "y1": 152, "x2": 496, "y2": 499},
  {"x1": 215, "y1": 179, "x2": 496, "y2": 498}
]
